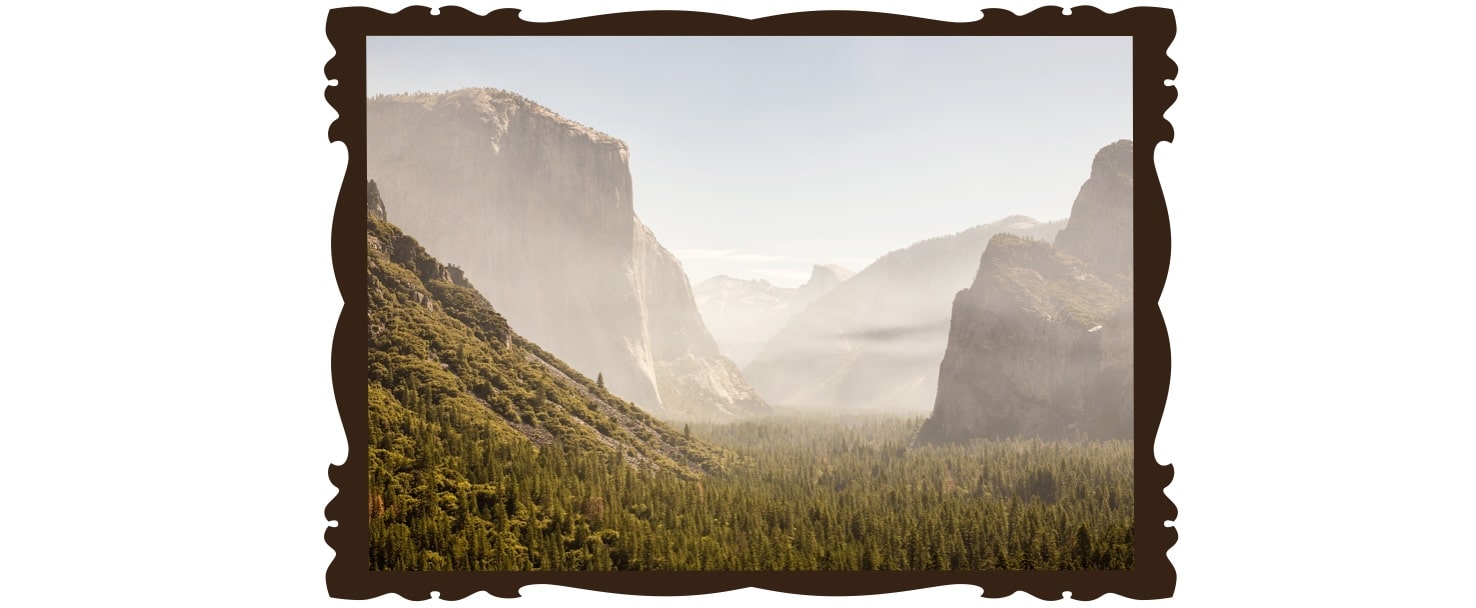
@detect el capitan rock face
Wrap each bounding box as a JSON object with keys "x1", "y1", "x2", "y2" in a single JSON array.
[
  {"x1": 743, "y1": 216, "x2": 1063, "y2": 413},
  {"x1": 917, "y1": 141, "x2": 1135, "y2": 443},
  {"x1": 367, "y1": 88, "x2": 767, "y2": 420}
]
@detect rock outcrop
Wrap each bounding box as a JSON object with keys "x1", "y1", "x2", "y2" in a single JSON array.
[
  {"x1": 367, "y1": 88, "x2": 767, "y2": 420},
  {"x1": 693, "y1": 264, "x2": 852, "y2": 367},
  {"x1": 1052, "y1": 140, "x2": 1134, "y2": 279},
  {"x1": 743, "y1": 216, "x2": 1064, "y2": 412},
  {"x1": 367, "y1": 179, "x2": 388, "y2": 221},
  {"x1": 916, "y1": 141, "x2": 1135, "y2": 443}
]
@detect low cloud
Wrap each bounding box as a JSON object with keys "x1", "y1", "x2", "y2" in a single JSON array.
[{"x1": 849, "y1": 319, "x2": 952, "y2": 342}]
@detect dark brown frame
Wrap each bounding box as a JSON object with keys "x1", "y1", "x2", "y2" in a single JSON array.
[{"x1": 326, "y1": 5, "x2": 1176, "y2": 600}]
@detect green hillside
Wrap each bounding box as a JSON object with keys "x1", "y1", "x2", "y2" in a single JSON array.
[{"x1": 367, "y1": 183, "x2": 733, "y2": 569}]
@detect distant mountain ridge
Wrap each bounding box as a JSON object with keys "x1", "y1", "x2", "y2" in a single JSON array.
[
  {"x1": 743, "y1": 215, "x2": 1065, "y2": 412},
  {"x1": 367, "y1": 87, "x2": 767, "y2": 420},
  {"x1": 693, "y1": 264, "x2": 854, "y2": 367}
]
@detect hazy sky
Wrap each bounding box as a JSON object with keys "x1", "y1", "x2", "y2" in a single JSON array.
[{"x1": 367, "y1": 36, "x2": 1131, "y2": 287}]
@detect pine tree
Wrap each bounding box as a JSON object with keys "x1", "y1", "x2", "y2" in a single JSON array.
[
  {"x1": 1074, "y1": 524, "x2": 1094, "y2": 569},
  {"x1": 596, "y1": 372, "x2": 604, "y2": 388}
]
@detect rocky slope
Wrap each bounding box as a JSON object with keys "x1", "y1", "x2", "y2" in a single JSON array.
[
  {"x1": 365, "y1": 187, "x2": 743, "y2": 569},
  {"x1": 693, "y1": 264, "x2": 852, "y2": 367},
  {"x1": 916, "y1": 141, "x2": 1135, "y2": 443},
  {"x1": 742, "y1": 216, "x2": 1063, "y2": 412},
  {"x1": 367, "y1": 88, "x2": 767, "y2": 420},
  {"x1": 365, "y1": 183, "x2": 729, "y2": 473}
]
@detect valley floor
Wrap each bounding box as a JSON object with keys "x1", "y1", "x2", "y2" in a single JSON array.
[{"x1": 370, "y1": 410, "x2": 1133, "y2": 571}]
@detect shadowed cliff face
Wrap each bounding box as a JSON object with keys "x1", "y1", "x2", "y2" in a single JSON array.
[
  {"x1": 917, "y1": 141, "x2": 1135, "y2": 443},
  {"x1": 743, "y1": 216, "x2": 1064, "y2": 413},
  {"x1": 367, "y1": 88, "x2": 766, "y2": 420}
]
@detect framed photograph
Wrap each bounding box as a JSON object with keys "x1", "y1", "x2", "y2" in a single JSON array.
[{"x1": 326, "y1": 6, "x2": 1176, "y2": 600}]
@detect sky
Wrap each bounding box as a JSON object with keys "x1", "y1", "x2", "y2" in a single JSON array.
[{"x1": 367, "y1": 36, "x2": 1131, "y2": 287}]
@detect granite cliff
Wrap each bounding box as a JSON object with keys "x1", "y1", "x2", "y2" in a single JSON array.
[
  {"x1": 367, "y1": 88, "x2": 767, "y2": 420},
  {"x1": 917, "y1": 141, "x2": 1134, "y2": 443}
]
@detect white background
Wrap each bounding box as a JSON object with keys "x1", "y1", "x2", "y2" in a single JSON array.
[{"x1": 3, "y1": 0, "x2": 1472, "y2": 605}]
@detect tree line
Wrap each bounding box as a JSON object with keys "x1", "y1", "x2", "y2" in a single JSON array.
[{"x1": 369, "y1": 399, "x2": 1134, "y2": 571}]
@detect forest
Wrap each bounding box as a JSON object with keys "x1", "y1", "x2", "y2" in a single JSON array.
[
  {"x1": 366, "y1": 197, "x2": 1133, "y2": 572},
  {"x1": 369, "y1": 398, "x2": 1133, "y2": 571}
]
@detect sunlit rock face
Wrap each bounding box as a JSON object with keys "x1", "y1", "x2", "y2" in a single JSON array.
[
  {"x1": 917, "y1": 141, "x2": 1135, "y2": 444},
  {"x1": 367, "y1": 88, "x2": 767, "y2": 419},
  {"x1": 743, "y1": 216, "x2": 1063, "y2": 413}
]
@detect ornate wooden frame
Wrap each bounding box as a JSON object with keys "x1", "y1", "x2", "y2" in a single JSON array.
[{"x1": 326, "y1": 6, "x2": 1176, "y2": 599}]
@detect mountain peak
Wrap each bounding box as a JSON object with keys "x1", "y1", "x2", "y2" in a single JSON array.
[
  {"x1": 807, "y1": 263, "x2": 855, "y2": 285},
  {"x1": 1052, "y1": 140, "x2": 1135, "y2": 278},
  {"x1": 793, "y1": 264, "x2": 853, "y2": 308},
  {"x1": 1090, "y1": 139, "x2": 1134, "y2": 183},
  {"x1": 994, "y1": 214, "x2": 1039, "y2": 226}
]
